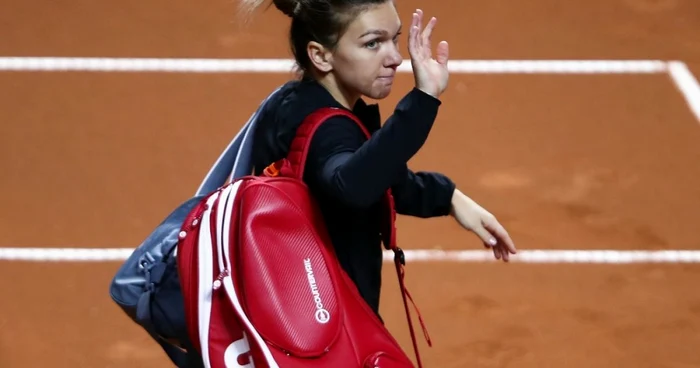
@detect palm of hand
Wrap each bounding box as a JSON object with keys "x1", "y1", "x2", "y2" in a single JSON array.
[{"x1": 408, "y1": 9, "x2": 449, "y2": 98}]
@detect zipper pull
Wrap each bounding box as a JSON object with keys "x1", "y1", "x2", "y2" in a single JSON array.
[{"x1": 212, "y1": 269, "x2": 229, "y2": 290}]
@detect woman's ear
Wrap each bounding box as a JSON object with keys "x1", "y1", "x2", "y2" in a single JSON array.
[{"x1": 307, "y1": 41, "x2": 334, "y2": 73}]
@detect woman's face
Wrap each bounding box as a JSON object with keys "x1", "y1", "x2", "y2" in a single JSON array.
[{"x1": 329, "y1": 1, "x2": 404, "y2": 100}]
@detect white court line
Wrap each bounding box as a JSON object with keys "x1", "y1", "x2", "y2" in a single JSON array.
[
  {"x1": 668, "y1": 61, "x2": 700, "y2": 123},
  {"x1": 0, "y1": 57, "x2": 669, "y2": 74},
  {"x1": 1, "y1": 247, "x2": 700, "y2": 264},
  {"x1": 1, "y1": 56, "x2": 695, "y2": 122}
]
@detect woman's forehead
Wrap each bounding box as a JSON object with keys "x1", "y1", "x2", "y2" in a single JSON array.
[{"x1": 345, "y1": 2, "x2": 402, "y2": 37}]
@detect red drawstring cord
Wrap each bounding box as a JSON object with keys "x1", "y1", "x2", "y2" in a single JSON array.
[{"x1": 393, "y1": 248, "x2": 431, "y2": 368}]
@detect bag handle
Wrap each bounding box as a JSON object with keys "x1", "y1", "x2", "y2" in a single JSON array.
[
  {"x1": 262, "y1": 107, "x2": 372, "y2": 180},
  {"x1": 195, "y1": 86, "x2": 284, "y2": 196},
  {"x1": 291, "y1": 107, "x2": 371, "y2": 180}
]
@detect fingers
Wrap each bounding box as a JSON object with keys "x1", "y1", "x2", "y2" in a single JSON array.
[
  {"x1": 410, "y1": 9, "x2": 433, "y2": 57},
  {"x1": 408, "y1": 12, "x2": 420, "y2": 57},
  {"x1": 479, "y1": 232, "x2": 502, "y2": 261},
  {"x1": 475, "y1": 225, "x2": 509, "y2": 262},
  {"x1": 499, "y1": 244, "x2": 510, "y2": 262},
  {"x1": 472, "y1": 225, "x2": 498, "y2": 249},
  {"x1": 409, "y1": 9, "x2": 448, "y2": 68},
  {"x1": 488, "y1": 242, "x2": 509, "y2": 262},
  {"x1": 481, "y1": 231, "x2": 508, "y2": 262},
  {"x1": 436, "y1": 40, "x2": 449, "y2": 66},
  {"x1": 483, "y1": 217, "x2": 517, "y2": 255},
  {"x1": 415, "y1": 9, "x2": 423, "y2": 38},
  {"x1": 471, "y1": 219, "x2": 516, "y2": 262},
  {"x1": 470, "y1": 214, "x2": 515, "y2": 263},
  {"x1": 421, "y1": 16, "x2": 436, "y2": 48}
]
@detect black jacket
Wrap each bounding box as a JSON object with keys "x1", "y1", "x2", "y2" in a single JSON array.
[{"x1": 251, "y1": 79, "x2": 456, "y2": 315}]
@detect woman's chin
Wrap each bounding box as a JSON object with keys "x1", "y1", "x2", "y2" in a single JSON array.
[{"x1": 366, "y1": 86, "x2": 393, "y2": 100}]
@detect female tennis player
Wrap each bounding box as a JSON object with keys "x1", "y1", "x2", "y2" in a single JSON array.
[{"x1": 242, "y1": 0, "x2": 517, "y2": 316}]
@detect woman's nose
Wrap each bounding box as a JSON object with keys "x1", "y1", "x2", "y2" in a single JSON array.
[{"x1": 386, "y1": 44, "x2": 403, "y2": 67}]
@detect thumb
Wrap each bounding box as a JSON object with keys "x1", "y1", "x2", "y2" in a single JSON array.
[
  {"x1": 436, "y1": 40, "x2": 449, "y2": 66},
  {"x1": 472, "y1": 225, "x2": 497, "y2": 248}
]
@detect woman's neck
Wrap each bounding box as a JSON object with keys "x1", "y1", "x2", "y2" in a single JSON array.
[{"x1": 316, "y1": 74, "x2": 360, "y2": 110}]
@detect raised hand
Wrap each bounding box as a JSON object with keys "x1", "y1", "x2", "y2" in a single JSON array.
[{"x1": 407, "y1": 9, "x2": 449, "y2": 98}]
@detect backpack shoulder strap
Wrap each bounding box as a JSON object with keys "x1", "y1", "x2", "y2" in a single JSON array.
[
  {"x1": 196, "y1": 85, "x2": 284, "y2": 196},
  {"x1": 286, "y1": 107, "x2": 370, "y2": 180}
]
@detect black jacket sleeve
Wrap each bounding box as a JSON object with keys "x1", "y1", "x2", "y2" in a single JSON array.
[
  {"x1": 304, "y1": 88, "x2": 447, "y2": 209},
  {"x1": 391, "y1": 168, "x2": 455, "y2": 218}
]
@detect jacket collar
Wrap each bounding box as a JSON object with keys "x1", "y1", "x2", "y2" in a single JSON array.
[{"x1": 297, "y1": 79, "x2": 382, "y2": 133}]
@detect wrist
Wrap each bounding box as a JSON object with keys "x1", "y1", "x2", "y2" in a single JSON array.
[
  {"x1": 449, "y1": 188, "x2": 461, "y2": 216},
  {"x1": 450, "y1": 188, "x2": 479, "y2": 213},
  {"x1": 417, "y1": 86, "x2": 439, "y2": 99}
]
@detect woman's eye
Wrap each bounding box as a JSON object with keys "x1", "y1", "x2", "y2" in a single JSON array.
[
  {"x1": 365, "y1": 40, "x2": 379, "y2": 49},
  {"x1": 393, "y1": 32, "x2": 402, "y2": 43}
]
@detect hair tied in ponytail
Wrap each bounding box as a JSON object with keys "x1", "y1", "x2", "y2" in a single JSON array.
[{"x1": 273, "y1": 0, "x2": 302, "y2": 18}]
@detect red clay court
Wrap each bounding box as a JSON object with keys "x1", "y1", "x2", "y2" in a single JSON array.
[{"x1": 1, "y1": 0, "x2": 700, "y2": 367}]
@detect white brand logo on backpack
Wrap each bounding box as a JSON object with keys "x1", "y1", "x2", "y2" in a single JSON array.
[
  {"x1": 223, "y1": 334, "x2": 254, "y2": 368},
  {"x1": 304, "y1": 258, "x2": 330, "y2": 324}
]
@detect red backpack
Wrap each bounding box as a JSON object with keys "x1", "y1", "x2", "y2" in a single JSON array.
[{"x1": 176, "y1": 107, "x2": 431, "y2": 368}]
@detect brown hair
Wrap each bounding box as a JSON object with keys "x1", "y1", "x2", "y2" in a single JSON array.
[{"x1": 241, "y1": 0, "x2": 389, "y2": 76}]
